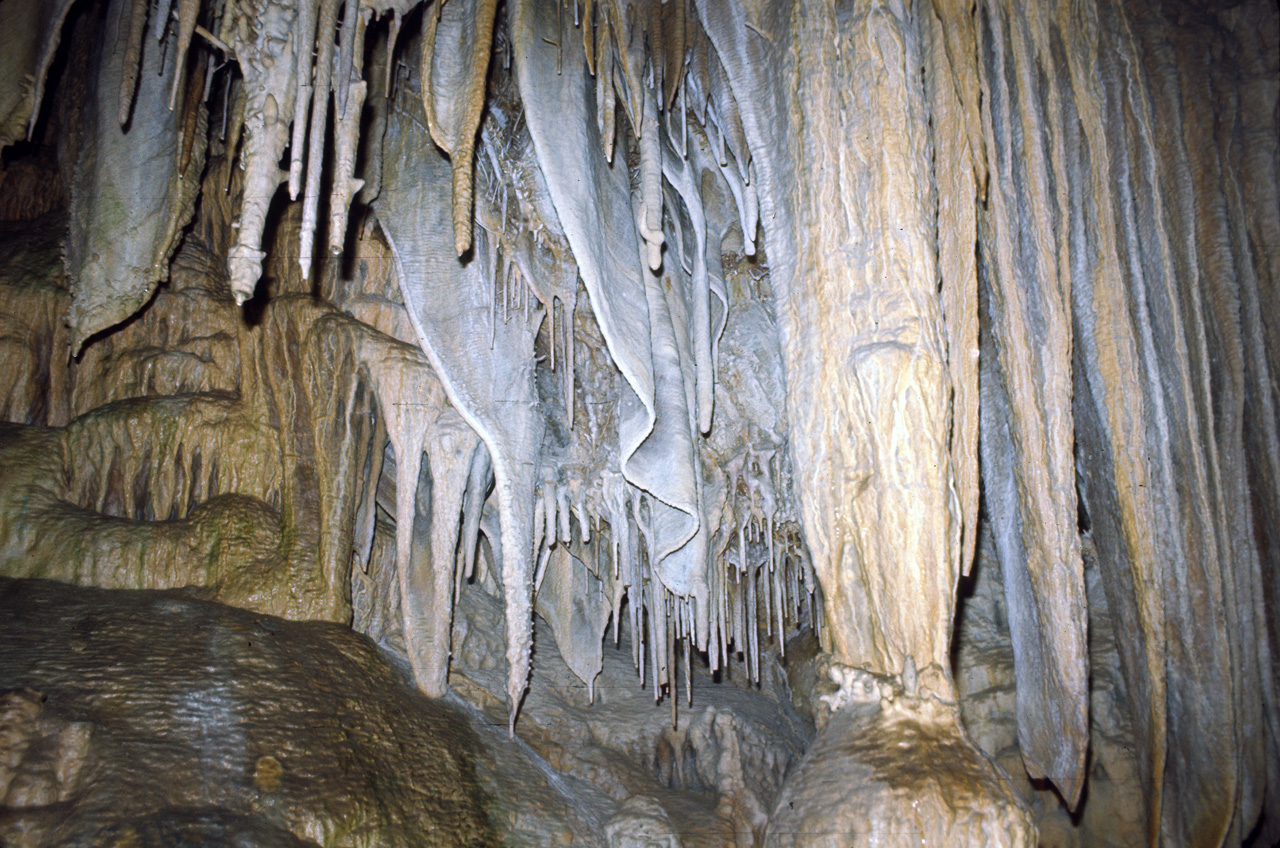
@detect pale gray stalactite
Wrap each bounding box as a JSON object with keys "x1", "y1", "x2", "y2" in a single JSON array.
[
  {"x1": 377, "y1": 357, "x2": 432, "y2": 691},
  {"x1": 419, "y1": 412, "x2": 478, "y2": 697},
  {"x1": 974, "y1": 0, "x2": 1090, "y2": 808},
  {"x1": 301, "y1": 310, "x2": 471, "y2": 696},
  {"x1": 706, "y1": 48, "x2": 749, "y2": 188},
  {"x1": 335, "y1": 0, "x2": 357, "y2": 119},
  {"x1": 154, "y1": 0, "x2": 175, "y2": 42},
  {"x1": 286, "y1": 0, "x2": 317, "y2": 200},
  {"x1": 534, "y1": 545, "x2": 612, "y2": 699},
  {"x1": 459, "y1": 441, "x2": 493, "y2": 587},
  {"x1": 594, "y1": 11, "x2": 616, "y2": 161},
  {"x1": 298, "y1": 0, "x2": 341, "y2": 282},
  {"x1": 328, "y1": 4, "x2": 369, "y2": 253},
  {"x1": 168, "y1": 0, "x2": 201, "y2": 109},
  {"x1": 225, "y1": 0, "x2": 300, "y2": 303},
  {"x1": 66, "y1": 0, "x2": 206, "y2": 350},
  {"x1": 355, "y1": 23, "x2": 395, "y2": 208},
  {"x1": 601, "y1": 0, "x2": 645, "y2": 137},
  {"x1": 637, "y1": 86, "x2": 664, "y2": 272},
  {"x1": 662, "y1": 136, "x2": 716, "y2": 435},
  {"x1": 712, "y1": 150, "x2": 758, "y2": 258}
]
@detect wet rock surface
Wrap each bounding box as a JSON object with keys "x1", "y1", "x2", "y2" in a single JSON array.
[{"x1": 0, "y1": 577, "x2": 496, "y2": 848}]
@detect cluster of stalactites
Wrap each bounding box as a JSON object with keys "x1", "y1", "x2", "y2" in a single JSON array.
[
  {"x1": 182, "y1": 0, "x2": 760, "y2": 307},
  {"x1": 584, "y1": 0, "x2": 759, "y2": 266},
  {"x1": 101, "y1": 0, "x2": 801, "y2": 710},
  {"x1": 527, "y1": 440, "x2": 821, "y2": 707}
]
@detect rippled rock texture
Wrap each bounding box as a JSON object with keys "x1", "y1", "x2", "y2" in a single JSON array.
[{"x1": 0, "y1": 577, "x2": 495, "y2": 847}]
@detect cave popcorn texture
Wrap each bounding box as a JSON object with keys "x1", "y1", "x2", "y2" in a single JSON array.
[{"x1": 0, "y1": 0, "x2": 1276, "y2": 844}]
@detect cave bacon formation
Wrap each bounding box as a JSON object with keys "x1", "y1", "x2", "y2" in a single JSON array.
[{"x1": 0, "y1": 0, "x2": 1276, "y2": 845}]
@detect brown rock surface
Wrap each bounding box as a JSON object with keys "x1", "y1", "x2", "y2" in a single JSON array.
[{"x1": 0, "y1": 577, "x2": 496, "y2": 847}]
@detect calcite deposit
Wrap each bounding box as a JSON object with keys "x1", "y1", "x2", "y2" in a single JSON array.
[{"x1": 0, "y1": 0, "x2": 1275, "y2": 844}]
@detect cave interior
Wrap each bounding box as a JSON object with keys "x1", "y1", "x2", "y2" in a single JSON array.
[{"x1": 0, "y1": 0, "x2": 1276, "y2": 845}]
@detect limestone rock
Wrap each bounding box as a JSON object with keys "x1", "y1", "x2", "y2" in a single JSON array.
[
  {"x1": 765, "y1": 694, "x2": 1035, "y2": 847},
  {"x1": 0, "y1": 578, "x2": 496, "y2": 848}
]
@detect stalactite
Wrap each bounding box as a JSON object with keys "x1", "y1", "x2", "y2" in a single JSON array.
[
  {"x1": 168, "y1": 0, "x2": 201, "y2": 110},
  {"x1": 637, "y1": 87, "x2": 664, "y2": 271},
  {"x1": 419, "y1": 0, "x2": 500, "y2": 255},
  {"x1": 118, "y1": 0, "x2": 151, "y2": 125},
  {"x1": 298, "y1": 0, "x2": 342, "y2": 283},
  {"x1": 287, "y1": 0, "x2": 318, "y2": 199},
  {"x1": 977, "y1": 0, "x2": 1090, "y2": 805},
  {"x1": 328, "y1": 3, "x2": 369, "y2": 253},
  {"x1": 225, "y1": 0, "x2": 301, "y2": 303}
]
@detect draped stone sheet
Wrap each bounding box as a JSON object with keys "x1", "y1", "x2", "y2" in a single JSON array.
[
  {"x1": 511, "y1": 0, "x2": 704, "y2": 606},
  {"x1": 66, "y1": 0, "x2": 205, "y2": 350},
  {"x1": 977, "y1": 0, "x2": 1279, "y2": 840},
  {"x1": 376, "y1": 94, "x2": 543, "y2": 727},
  {"x1": 975, "y1": 0, "x2": 1090, "y2": 807}
]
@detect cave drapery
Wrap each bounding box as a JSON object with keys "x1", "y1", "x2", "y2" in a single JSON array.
[{"x1": 0, "y1": 0, "x2": 1276, "y2": 844}]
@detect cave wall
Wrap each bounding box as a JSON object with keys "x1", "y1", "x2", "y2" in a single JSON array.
[{"x1": 0, "y1": 0, "x2": 1276, "y2": 844}]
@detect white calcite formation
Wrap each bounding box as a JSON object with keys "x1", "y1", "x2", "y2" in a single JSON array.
[{"x1": 0, "y1": 0, "x2": 1276, "y2": 845}]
